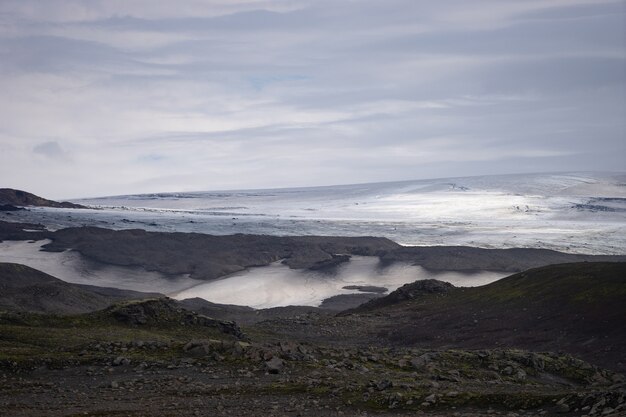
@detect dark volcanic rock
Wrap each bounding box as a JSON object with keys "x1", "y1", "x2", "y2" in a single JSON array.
[
  {"x1": 0, "y1": 188, "x2": 86, "y2": 209},
  {"x1": 106, "y1": 298, "x2": 245, "y2": 339}
]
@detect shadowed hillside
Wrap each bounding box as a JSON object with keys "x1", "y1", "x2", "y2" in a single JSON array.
[
  {"x1": 0, "y1": 263, "x2": 160, "y2": 314},
  {"x1": 343, "y1": 262, "x2": 626, "y2": 372}
]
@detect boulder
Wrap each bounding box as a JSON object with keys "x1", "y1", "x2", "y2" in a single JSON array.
[{"x1": 265, "y1": 357, "x2": 284, "y2": 374}]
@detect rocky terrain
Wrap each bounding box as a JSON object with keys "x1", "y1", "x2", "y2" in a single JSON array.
[
  {"x1": 1, "y1": 295, "x2": 625, "y2": 417},
  {"x1": 0, "y1": 261, "x2": 624, "y2": 416},
  {"x1": 0, "y1": 189, "x2": 86, "y2": 209}
]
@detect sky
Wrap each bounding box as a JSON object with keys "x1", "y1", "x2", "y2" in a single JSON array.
[{"x1": 0, "y1": 0, "x2": 624, "y2": 199}]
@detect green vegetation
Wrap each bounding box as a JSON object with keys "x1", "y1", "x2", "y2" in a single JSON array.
[{"x1": 0, "y1": 299, "x2": 241, "y2": 369}]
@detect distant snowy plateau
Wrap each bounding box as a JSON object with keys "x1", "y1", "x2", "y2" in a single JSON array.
[{"x1": 13, "y1": 172, "x2": 626, "y2": 255}]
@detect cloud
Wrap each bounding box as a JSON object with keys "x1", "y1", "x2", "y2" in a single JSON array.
[
  {"x1": 0, "y1": 0, "x2": 624, "y2": 198},
  {"x1": 33, "y1": 141, "x2": 69, "y2": 160}
]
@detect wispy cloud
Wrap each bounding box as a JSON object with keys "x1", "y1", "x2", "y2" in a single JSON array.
[{"x1": 0, "y1": 0, "x2": 624, "y2": 198}]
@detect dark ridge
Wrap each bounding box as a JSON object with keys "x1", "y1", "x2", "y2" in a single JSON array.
[
  {"x1": 0, "y1": 262, "x2": 161, "y2": 314},
  {"x1": 319, "y1": 293, "x2": 385, "y2": 311},
  {"x1": 345, "y1": 279, "x2": 454, "y2": 313},
  {"x1": 378, "y1": 245, "x2": 626, "y2": 272},
  {"x1": 0, "y1": 188, "x2": 86, "y2": 209},
  {"x1": 342, "y1": 262, "x2": 626, "y2": 372},
  {"x1": 101, "y1": 297, "x2": 245, "y2": 339}
]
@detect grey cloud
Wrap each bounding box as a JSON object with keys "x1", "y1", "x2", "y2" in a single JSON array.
[
  {"x1": 33, "y1": 141, "x2": 68, "y2": 160},
  {"x1": 0, "y1": 35, "x2": 165, "y2": 76},
  {"x1": 0, "y1": 0, "x2": 624, "y2": 198},
  {"x1": 514, "y1": 1, "x2": 624, "y2": 21}
]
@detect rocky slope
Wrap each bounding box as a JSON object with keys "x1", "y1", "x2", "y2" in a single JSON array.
[
  {"x1": 0, "y1": 188, "x2": 85, "y2": 209},
  {"x1": 0, "y1": 263, "x2": 161, "y2": 314},
  {"x1": 0, "y1": 262, "x2": 625, "y2": 416},
  {"x1": 334, "y1": 262, "x2": 626, "y2": 373},
  {"x1": 1, "y1": 295, "x2": 624, "y2": 417}
]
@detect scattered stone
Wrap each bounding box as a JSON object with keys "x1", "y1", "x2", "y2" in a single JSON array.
[
  {"x1": 411, "y1": 353, "x2": 435, "y2": 369},
  {"x1": 265, "y1": 357, "x2": 284, "y2": 374},
  {"x1": 424, "y1": 393, "x2": 437, "y2": 404},
  {"x1": 375, "y1": 380, "x2": 393, "y2": 391},
  {"x1": 113, "y1": 356, "x2": 130, "y2": 366},
  {"x1": 554, "y1": 403, "x2": 569, "y2": 413}
]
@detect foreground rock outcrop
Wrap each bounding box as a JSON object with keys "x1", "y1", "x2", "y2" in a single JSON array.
[{"x1": 103, "y1": 298, "x2": 246, "y2": 339}]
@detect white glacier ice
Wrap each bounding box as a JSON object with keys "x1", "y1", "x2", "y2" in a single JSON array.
[{"x1": 15, "y1": 171, "x2": 624, "y2": 255}]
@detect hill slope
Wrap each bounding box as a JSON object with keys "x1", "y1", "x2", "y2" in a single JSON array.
[
  {"x1": 343, "y1": 262, "x2": 626, "y2": 372},
  {"x1": 0, "y1": 188, "x2": 85, "y2": 208},
  {"x1": 0, "y1": 263, "x2": 160, "y2": 314}
]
